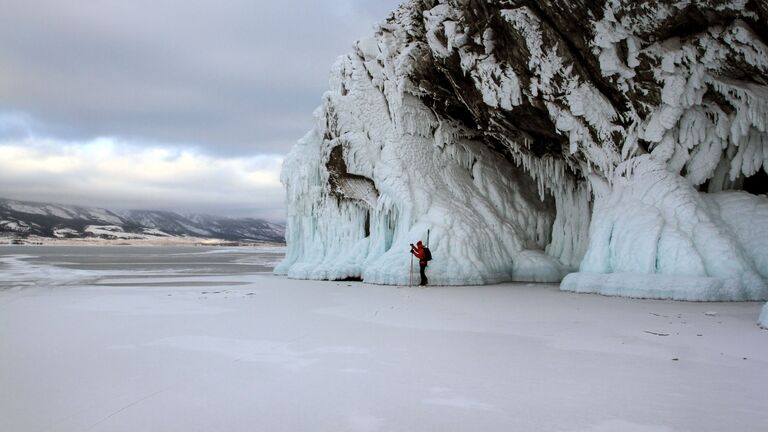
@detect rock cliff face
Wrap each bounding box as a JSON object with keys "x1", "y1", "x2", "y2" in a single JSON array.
[{"x1": 276, "y1": 0, "x2": 768, "y2": 300}]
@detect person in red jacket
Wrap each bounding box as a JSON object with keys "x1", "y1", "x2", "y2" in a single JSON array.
[{"x1": 410, "y1": 240, "x2": 428, "y2": 286}]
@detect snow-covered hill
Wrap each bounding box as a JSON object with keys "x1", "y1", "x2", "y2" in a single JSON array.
[
  {"x1": 0, "y1": 198, "x2": 285, "y2": 243},
  {"x1": 276, "y1": 0, "x2": 768, "y2": 302}
]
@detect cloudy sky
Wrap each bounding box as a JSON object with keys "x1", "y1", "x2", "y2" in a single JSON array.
[{"x1": 0, "y1": 0, "x2": 401, "y2": 220}]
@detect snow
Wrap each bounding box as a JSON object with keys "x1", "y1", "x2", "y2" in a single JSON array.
[
  {"x1": 85, "y1": 225, "x2": 129, "y2": 236},
  {"x1": 53, "y1": 228, "x2": 80, "y2": 238},
  {"x1": 2, "y1": 247, "x2": 767, "y2": 431},
  {"x1": 4, "y1": 201, "x2": 88, "y2": 220},
  {"x1": 0, "y1": 220, "x2": 30, "y2": 233},
  {"x1": 45, "y1": 205, "x2": 75, "y2": 219},
  {"x1": 84, "y1": 225, "x2": 170, "y2": 240},
  {"x1": 179, "y1": 221, "x2": 211, "y2": 236},
  {"x1": 760, "y1": 303, "x2": 768, "y2": 329},
  {"x1": 6, "y1": 202, "x2": 47, "y2": 215},
  {"x1": 631, "y1": 19, "x2": 768, "y2": 184},
  {"x1": 141, "y1": 228, "x2": 171, "y2": 237},
  {"x1": 87, "y1": 209, "x2": 124, "y2": 225}
]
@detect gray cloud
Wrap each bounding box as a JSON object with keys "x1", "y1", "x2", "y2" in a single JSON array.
[
  {"x1": 0, "y1": 138, "x2": 286, "y2": 219},
  {"x1": 0, "y1": 0, "x2": 401, "y2": 156}
]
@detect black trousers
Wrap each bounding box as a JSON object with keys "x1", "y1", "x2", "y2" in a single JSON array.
[{"x1": 419, "y1": 263, "x2": 428, "y2": 286}]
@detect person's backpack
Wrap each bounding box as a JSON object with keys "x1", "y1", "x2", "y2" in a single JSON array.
[{"x1": 423, "y1": 247, "x2": 432, "y2": 261}]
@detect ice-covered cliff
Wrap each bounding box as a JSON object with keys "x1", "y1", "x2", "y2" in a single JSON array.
[{"x1": 276, "y1": 0, "x2": 768, "y2": 300}]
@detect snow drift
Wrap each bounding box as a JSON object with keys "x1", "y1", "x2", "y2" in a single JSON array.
[{"x1": 276, "y1": 0, "x2": 768, "y2": 300}]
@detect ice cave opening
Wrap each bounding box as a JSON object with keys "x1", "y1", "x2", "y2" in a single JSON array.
[{"x1": 741, "y1": 168, "x2": 768, "y2": 196}]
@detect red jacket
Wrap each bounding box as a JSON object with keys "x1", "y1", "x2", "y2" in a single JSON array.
[{"x1": 411, "y1": 242, "x2": 427, "y2": 265}]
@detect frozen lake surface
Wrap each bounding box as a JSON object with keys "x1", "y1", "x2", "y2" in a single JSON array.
[
  {"x1": 1, "y1": 246, "x2": 766, "y2": 432},
  {"x1": 1, "y1": 245, "x2": 281, "y2": 275}
]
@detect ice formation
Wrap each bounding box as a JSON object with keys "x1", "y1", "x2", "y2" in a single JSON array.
[
  {"x1": 760, "y1": 303, "x2": 768, "y2": 329},
  {"x1": 276, "y1": 0, "x2": 768, "y2": 301}
]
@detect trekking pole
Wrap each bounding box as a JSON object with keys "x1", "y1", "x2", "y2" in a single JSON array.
[
  {"x1": 409, "y1": 252, "x2": 413, "y2": 287},
  {"x1": 426, "y1": 229, "x2": 430, "y2": 248}
]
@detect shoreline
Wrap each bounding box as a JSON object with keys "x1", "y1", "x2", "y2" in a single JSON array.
[{"x1": 0, "y1": 235, "x2": 285, "y2": 248}]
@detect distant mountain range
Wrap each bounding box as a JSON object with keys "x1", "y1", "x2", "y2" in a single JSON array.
[{"x1": 0, "y1": 198, "x2": 285, "y2": 243}]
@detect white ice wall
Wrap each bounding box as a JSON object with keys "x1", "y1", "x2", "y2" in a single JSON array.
[
  {"x1": 275, "y1": 28, "x2": 571, "y2": 285},
  {"x1": 277, "y1": 0, "x2": 768, "y2": 301},
  {"x1": 562, "y1": 158, "x2": 768, "y2": 300}
]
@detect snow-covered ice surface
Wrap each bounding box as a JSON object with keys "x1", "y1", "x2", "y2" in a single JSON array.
[{"x1": 2, "y1": 247, "x2": 767, "y2": 432}]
